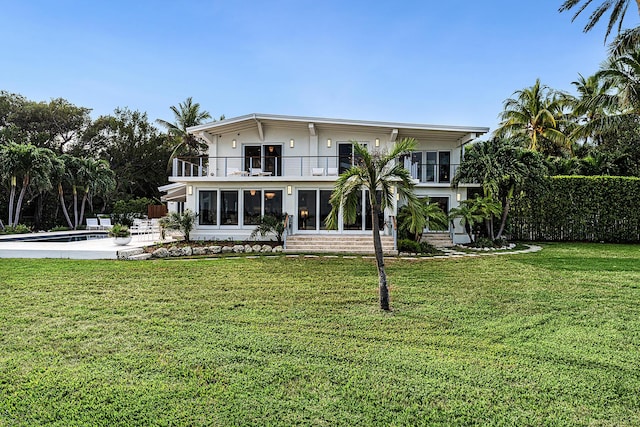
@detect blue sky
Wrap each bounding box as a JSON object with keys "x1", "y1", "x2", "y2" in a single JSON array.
[{"x1": 2, "y1": 1, "x2": 637, "y2": 133}]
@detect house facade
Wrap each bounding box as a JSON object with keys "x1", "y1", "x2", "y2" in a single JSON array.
[{"x1": 161, "y1": 113, "x2": 488, "y2": 245}]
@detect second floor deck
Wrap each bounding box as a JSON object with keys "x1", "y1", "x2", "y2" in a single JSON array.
[{"x1": 172, "y1": 156, "x2": 459, "y2": 184}]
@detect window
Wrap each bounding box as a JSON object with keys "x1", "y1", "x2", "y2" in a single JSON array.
[
  {"x1": 264, "y1": 190, "x2": 283, "y2": 217},
  {"x1": 199, "y1": 191, "x2": 217, "y2": 225},
  {"x1": 425, "y1": 152, "x2": 437, "y2": 182},
  {"x1": 298, "y1": 190, "x2": 317, "y2": 230},
  {"x1": 243, "y1": 190, "x2": 262, "y2": 225},
  {"x1": 439, "y1": 152, "x2": 451, "y2": 183},
  {"x1": 338, "y1": 142, "x2": 367, "y2": 173},
  {"x1": 221, "y1": 191, "x2": 238, "y2": 225},
  {"x1": 243, "y1": 144, "x2": 282, "y2": 176},
  {"x1": 319, "y1": 190, "x2": 332, "y2": 230}
]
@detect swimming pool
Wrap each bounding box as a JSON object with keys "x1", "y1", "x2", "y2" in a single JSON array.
[{"x1": 0, "y1": 232, "x2": 109, "y2": 242}]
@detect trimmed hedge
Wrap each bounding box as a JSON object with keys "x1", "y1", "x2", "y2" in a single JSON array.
[{"x1": 510, "y1": 176, "x2": 640, "y2": 242}]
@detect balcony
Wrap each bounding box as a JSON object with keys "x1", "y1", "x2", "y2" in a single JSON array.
[{"x1": 171, "y1": 156, "x2": 458, "y2": 184}]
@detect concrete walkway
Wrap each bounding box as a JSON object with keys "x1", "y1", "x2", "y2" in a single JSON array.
[
  {"x1": 0, "y1": 231, "x2": 159, "y2": 260},
  {"x1": 0, "y1": 230, "x2": 543, "y2": 260}
]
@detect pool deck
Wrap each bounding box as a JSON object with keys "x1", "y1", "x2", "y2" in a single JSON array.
[{"x1": 0, "y1": 231, "x2": 159, "y2": 260}]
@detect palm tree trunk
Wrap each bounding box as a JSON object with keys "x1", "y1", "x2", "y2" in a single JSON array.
[
  {"x1": 371, "y1": 203, "x2": 390, "y2": 311},
  {"x1": 73, "y1": 185, "x2": 78, "y2": 229},
  {"x1": 496, "y1": 198, "x2": 511, "y2": 240},
  {"x1": 8, "y1": 176, "x2": 16, "y2": 227},
  {"x1": 79, "y1": 188, "x2": 89, "y2": 228},
  {"x1": 58, "y1": 184, "x2": 73, "y2": 228},
  {"x1": 13, "y1": 175, "x2": 29, "y2": 226}
]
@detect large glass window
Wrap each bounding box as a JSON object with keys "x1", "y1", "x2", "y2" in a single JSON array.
[
  {"x1": 344, "y1": 191, "x2": 363, "y2": 230},
  {"x1": 263, "y1": 145, "x2": 282, "y2": 176},
  {"x1": 319, "y1": 190, "x2": 332, "y2": 230},
  {"x1": 243, "y1": 190, "x2": 262, "y2": 225},
  {"x1": 264, "y1": 190, "x2": 283, "y2": 217},
  {"x1": 244, "y1": 146, "x2": 261, "y2": 172},
  {"x1": 199, "y1": 190, "x2": 217, "y2": 225},
  {"x1": 439, "y1": 152, "x2": 451, "y2": 183},
  {"x1": 425, "y1": 152, "x2": 437, "y2": 182},
  {"x1": 298, "y1": 190, "x2": 316, "y2": 230},
  {"x1": 221, "y1": 191, "x2": 238, "y2": 225}
]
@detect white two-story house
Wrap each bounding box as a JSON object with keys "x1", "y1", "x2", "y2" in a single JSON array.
[{"x1": 160, "y1": 113, "x2": 488, "y2": 247}]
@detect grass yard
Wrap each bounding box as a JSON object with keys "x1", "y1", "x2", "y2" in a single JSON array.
[{"x1": 1, "y1": 243, "x2": 639, "y2": 426}]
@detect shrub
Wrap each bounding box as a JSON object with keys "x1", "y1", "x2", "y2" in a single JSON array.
[
  {"x1": 510, "y1": 176, "x2": 640, "y2": 242},
  {"x1": 0, "y1": 224, "x2": 31, "y2": 235},
  {"x1": 398, "y1": 239, "x2": 421, "y2": 253},
  {"x1": 108, "y1": 224, "x2": 131, "y2": 238}
]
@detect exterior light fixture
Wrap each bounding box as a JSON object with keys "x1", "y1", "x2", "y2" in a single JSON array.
[
  {"x1": 375, "y1": 138, "x2": 380, "y2": 147},
  {"x1": 265, "y1": 192, "x2": 276, "y2": 200},
  {"x1": 250, "y1": 189, "x2": 256, "y2": 196},
  {"x1": 290, "y1": 139, "x2": 294, "y2": 148},
  {"x1": 187, "y1": 185, "x2": 193, "y2": 196},
  {"x1": 232, "y1": 139, "x2": 237, "y2": 148},
  {"x1": 327, "y1": 138, "x2": 332, "y2": 148},
  {"x1": 456, "y1": 193, "x2": 461, "y2": 201},
  {"x1": 287, "y1": 185, "x2": 292, "y2": 195}
]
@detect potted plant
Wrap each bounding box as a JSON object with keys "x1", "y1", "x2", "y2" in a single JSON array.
[{"x1": 108, "y1": 224, "x2": 132, "y2": 245}]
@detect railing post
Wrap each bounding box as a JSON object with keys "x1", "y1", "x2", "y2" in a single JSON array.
[{"x1": 172, "y1": 157, "x2": 178, "y2": 177}]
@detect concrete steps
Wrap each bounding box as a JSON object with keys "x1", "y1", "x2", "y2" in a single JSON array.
[
  {"x1": 422, "y1": 232, "x2": 454, "y2": 248},
  {"x1": 285, "y1": 234, "x2": 396, "y2": 255}
]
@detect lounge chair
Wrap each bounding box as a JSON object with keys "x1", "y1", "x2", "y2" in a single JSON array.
[
  {"x1": 98, "y1": 217, "x2": 112, "y2": 229},
  {"x1": 86, "y1": 218, "x2": 100, "y2": 230}
]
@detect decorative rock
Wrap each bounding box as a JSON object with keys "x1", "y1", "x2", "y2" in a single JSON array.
[
  {"x1": 221, "y1": 246, "x2": 233, "y2": 253},
  {"x1": 209, "y1": 245, "x2": 222, "y2": 254},
  {"x1": 181, "y1": 246, "x2": 193, "y2": 256},
  {"x1": 260, "y1": 245, "x2": 272, "y2": 253},
  {"x1": 244, "y1": 244, "x2": 253, "y2": 253},
  {"x1": 152, "y1": 247, "x2": 170, "y2": 258},
  {"x1": 252, "y1": 244, "x2": 262, "y2": 252},
  {"x1": 192, "y1": 247, "x2": 206, "y2": 256},
  {"x1": 233, "y1": 244, "x2": 245, "y2": 253},
  {"x1": 272, "y1": 245, "x2": 283, "y2": 253},
  {"x1": 168, "y1": 246, "x2": 182, "y2": 257}
]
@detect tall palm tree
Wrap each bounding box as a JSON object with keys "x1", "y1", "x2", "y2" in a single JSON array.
[
  {"x1": 567, "y1": 73, "x2": 615, "y2": 144},
  {"x1": 326, "y1": 138, "x2": 419, "y2": 311},
  {"x1": 0, "y1": 142, "x2": 55, "y2": 226},
  {"x1": 559, "y1": 0, "x2": 640, "y2": 42},
  {"x1": 578, "y1": 47, "x2": 640, "y2": 136},
  {"x1": 156, "y1": 97, "x2": 212, "y2": 161},
  {"x1": 495, "y1": 79, "x2": 572, "y2": 154},
  {"x1": 76, "y1": 158, "x2": 115, "y2": 228},
  {"x1": 453, "y1": 138, "x2": 547, "y2": 240}
]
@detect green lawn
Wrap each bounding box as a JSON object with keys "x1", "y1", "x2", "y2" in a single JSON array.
[{"x1": 1, "y1": 244, "x2": 639, "y2": 426}]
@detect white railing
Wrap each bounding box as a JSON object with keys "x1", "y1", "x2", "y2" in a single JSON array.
[{"x1": 172, "y1": 156, "x2": 459, "y2": 181}]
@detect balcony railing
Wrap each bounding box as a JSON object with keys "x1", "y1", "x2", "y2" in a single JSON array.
[{"x1": 172, "y1": 156, "x2": 458, "y2": 183}]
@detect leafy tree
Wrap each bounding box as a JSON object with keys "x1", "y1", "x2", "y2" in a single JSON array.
[
  {"x1": 156, "y1": 97, "x2": 214, "y2": 161},
  {"x1": 79, "y1": 108, "x2": 171, "y2": 200},
  {"x1": 0, "y1": 94, "x2": 90, "y2": 152},
  {"x1": 326, "y1": 138, "x2": 418, "y2": 311},
  {"x1": 495, "y1": 79, "x2": 572, "y2": 155},
  {"x1": 250, "y1": 214, "x2": 287, "y2": 243},
  {"x1": 0, "y1": 142, "x2": 55, "y2": 226}
]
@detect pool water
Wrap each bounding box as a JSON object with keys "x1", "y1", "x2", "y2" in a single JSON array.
[{"x1": 1, "y1": 233, "x2": 109, "y2": 242}]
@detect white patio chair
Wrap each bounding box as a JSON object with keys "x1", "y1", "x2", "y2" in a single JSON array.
[
  {"x1": 327, "y1": 167, "x2": 339, "y2": 176},
  {"x1": 86, "y1": 218, "x2": 100, "y2": 230},
  {"x1": 312, "y1": 168, "x2": 325, "y2": 176},
  {"x1": 98, "y1": 217, "x2": 112, "y2": 230}
]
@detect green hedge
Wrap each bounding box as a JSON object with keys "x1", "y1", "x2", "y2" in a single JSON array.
[{"x1": 510, "y1": 176, "x2": 640, "y2": 242}]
